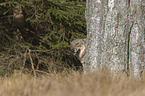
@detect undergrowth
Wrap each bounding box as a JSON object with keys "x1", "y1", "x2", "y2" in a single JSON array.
[
  {"x1": 0, "y1": 0, "x2": 86, "y2": 76},
  {"x1": 0, "y1": 70, "x2": 145, "y2": 96}
]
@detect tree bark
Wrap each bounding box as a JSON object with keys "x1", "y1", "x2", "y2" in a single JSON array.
[
  {"x1": 85, "y1": 0, "x2": 145, "y2": 77},
  {"x1": 85, "y1": 0, "x2": 103, "y2": 72},
  {"x1": 129, "y1": 0, "x2": 145, "y2": 77}
]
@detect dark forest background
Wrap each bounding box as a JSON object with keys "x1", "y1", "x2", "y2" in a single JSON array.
[{"x1": 0, "y1": 0, "x2": 86, "y2": 76}]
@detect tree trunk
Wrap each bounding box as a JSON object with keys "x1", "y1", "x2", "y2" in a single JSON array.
[
  {"x1": 129, "y1": 0, "x2": 145, "y2": 77},
  {"x1": 13, "y1": 4, "x2": 40, "y2": 46},
  {"x1": 85, "y1": 0, "x2": 144, "y2": 77}
]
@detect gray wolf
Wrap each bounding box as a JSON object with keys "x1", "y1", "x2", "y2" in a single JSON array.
[{"x1": 70, "y1": 38, "x2": 86, "y2": 66}]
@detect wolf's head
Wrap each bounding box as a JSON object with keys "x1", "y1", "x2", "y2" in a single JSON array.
[{"x1": 70, "y1": 39, "x2": 86, "y2": 59}]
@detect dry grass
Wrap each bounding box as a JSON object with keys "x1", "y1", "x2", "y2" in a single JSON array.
[{"x1": 0, "y1": 70, "x2": 145, "y2": 96}]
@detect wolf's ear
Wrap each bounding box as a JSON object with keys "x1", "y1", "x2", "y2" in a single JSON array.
[
  {"x1": 83, "y1": 38, "x2": 86, "y2": 40},
  {"x1": 70, "y1": 41, "x2": 73, "y2": 47},
  {"x1": 82, "y1": 38, "x2": 87, "y2": 42},
  {"x1": 70, "y1": 41, "x2": 72, "y2": 44}
]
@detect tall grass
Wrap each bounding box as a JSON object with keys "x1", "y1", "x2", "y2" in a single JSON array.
[{"x1": 0, "y1": 70, "x2": 145, "y2": 96}]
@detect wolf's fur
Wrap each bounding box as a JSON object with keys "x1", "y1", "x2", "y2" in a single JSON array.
[{"x1": 70, "y1": 38, "x2": 86, "y2": 65}]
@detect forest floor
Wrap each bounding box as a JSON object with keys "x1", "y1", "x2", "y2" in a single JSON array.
[{"x1": 0, "y1": 70, "x2": 145, "y2": 96}]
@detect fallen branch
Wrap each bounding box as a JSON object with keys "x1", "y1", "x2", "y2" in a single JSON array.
[{"x1": 28, "y1": 49, "x2": 36, "y2": 77}]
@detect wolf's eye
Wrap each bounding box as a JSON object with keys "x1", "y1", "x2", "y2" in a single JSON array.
[
  {"x1": 77, "y1": 49, "x2": 81, "y2": 53},
  {"x1": 75, "y1": 43, "x2": 80, "y2": 47},
  {"x1": 71, "y1": 49, "x2": 74, "y2": 52}
]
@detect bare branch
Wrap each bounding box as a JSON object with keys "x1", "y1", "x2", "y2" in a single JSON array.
[{"x1": 28, "y1": 49, "x2": 36, "y2": 77}]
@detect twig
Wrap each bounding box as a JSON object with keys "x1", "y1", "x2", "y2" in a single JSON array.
[
  {"x1": 8, "y1": 56, "x2": 19, "y2": 68},
  {"x1": 35, "y1": 52, "x2": 40, "y2": 70},
  {"x1": 23, "y1": 49, "x2": 27, "y2": 68},
  {"x1": 4, "y1": 48, "x2": 53, "y2": 53},
  {"x1": 28, "y1": 49, "x2": 36, "y2": 77},
  {"x1": 35, "y1": 70, "x2": 49, "y2": 75}
]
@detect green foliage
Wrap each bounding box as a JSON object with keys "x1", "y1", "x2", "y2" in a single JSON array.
[{"x1": 0, "y1": 0, "x2": 86, "y2": 76}]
